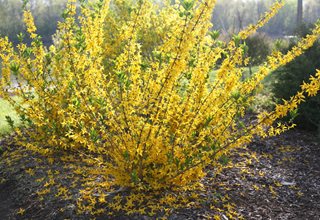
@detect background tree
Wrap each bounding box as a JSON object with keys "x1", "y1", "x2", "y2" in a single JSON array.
[
  {"x1": 297, "y1": 0, "x2": 303, "y2": 25},
  {"x1": 0, "y1": 0, "x2": 67, "y2": 45},
  {"x1": 272, "y1": 24, "x2": 320, "y2": 133}
]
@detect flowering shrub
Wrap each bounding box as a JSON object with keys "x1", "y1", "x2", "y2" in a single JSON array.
[{"x1": 0, "y1": 0, "x2": 320, "y2": 198}]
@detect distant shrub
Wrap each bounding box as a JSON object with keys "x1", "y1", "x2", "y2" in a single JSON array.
[
  {"x1": 0, "y1": 0, "x2": 67, "y2": 45},
  {"x1": 273, "y1": 24, "x2": 320, "y2": 132},
  {"x1": 245, "y1": 33, "x2": 271, "y2": 66}
]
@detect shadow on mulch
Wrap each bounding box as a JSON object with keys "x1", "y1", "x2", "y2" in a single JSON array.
[
  {"x1": 0, "y1": 179, "x2": 17, "y2": 219},
  {"x1": 0, "y1": 129, "x2": 319, "y2": 219},
  {"x1": 219, "y1": 130, "x2": 320, "y2": 220}
]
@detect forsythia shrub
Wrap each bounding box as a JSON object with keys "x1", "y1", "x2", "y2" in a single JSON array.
[{"x1": 0, "y1": 0, "x2": 320, "y2": 197}]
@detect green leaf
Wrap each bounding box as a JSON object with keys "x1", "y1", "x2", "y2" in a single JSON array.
[
  {"x1": 238, "y1": 121, "x2": 245, "y2": 128},
  {"x1": 211, "y1": 144, "x2": 217, "y2": 151},
  {"x1": 181, "y1": 0, "x2": 194, "y2": 11},
  {"x1": 209, "y1": 30, "x2": 220, "y2": 40},
  {"x1": 5, "y1": 116, "x2": 14, "y2": 129},
  {"x1": 289, "y1": 108, "x2": 299, "y2": 123},
  {"x1": 22, "y1": 0, "x2": 29, "y2": 9},
  {"x1": 72, "y1": 97, "x2": 81, "y2": 108},
  {"x1": 166, "y1": 152, "x2": 174, "y2": 163},
  {"x1": 90, "y1": 128, "x2": 99, "y2": 143},
  {"x1": 17, "y1": 33, "x2": 25, "y2": 42},
  {"x1": 241, "y1": 42, "x2": 249, "y2": 55},
  {"x1": 10, "y1": 62, "x2": 20, "y2": 75},
  {"x1": 232, "y1": 34, "x2": 241, "y2": 47},
  {"x1": 201, "y1": 146, "x2": 211, "y2": 152},
  {"x1": 184, "y1": 156, "x2": 193, "y2": 167},
  {"x1": 22, "y1": 48, "x2": 33, "y2": 58},
  {"x1": 204, "y1": 116, "x2": 213, "y2": 127},
  {"x1": 131, "y1": 170, "x2": 139, "y2": 184},
  {"x1": 218, "y1": 155, "x2": 230, "y2": 166},
  {"x1": 231, "y1": 90, "x2": 241, "y2": 100},
  {"x1": 170, "y1": 134, "x2": 176, "y2": 144},
  {"x1": 116, "y1": 71, "x2": 126, "y2": 83},
  {"x1": 123, "y1": 150, "x2": 130, "y2": 161},
  {"x1": 175, "y1": 158, "x2": 180, "y2": 167}
]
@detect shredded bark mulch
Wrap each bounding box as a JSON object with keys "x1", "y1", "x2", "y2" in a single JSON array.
[{"x1": 0, "y1": 129, "x2": 319, "y2": 219}]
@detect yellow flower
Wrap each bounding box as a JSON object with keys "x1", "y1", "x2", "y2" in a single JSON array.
[{"x1": 17, "y1": 208, "x2": 25, "y2": 215}]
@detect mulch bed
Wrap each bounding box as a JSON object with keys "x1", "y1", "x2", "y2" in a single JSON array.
[
  {"x1": 216, "y1": 130, "x2": 320, "y2": 220},
  {"x1": 0, "y1": 129, "x2": 319, "y2": 219}
]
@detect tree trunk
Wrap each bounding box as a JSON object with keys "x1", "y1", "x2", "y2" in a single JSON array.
[
  {"x1": 297, "y1": 0, "x2": 303, "y2": 25},
  {"x1": 256, "y1": 0, "x2": 263, "y2": 19},
  {"x1": 236, "y1": 9, "x2": 243, "y2": 32}
]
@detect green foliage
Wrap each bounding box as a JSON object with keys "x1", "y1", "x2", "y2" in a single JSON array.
[
  {"x1": 273, "y1": 25, "x2": 320, "y2": 131},
  {"x1": 260, "y1": 0, "x2": 296, "y2": 35},
  {"x1": 0, "y1": 98, "x2": 20, "y2": 135},
  {"x1": 5, "y1": 116, "x2": 15, "y2": 130},
  {"x1": 0, "y1": 0, "x2": 67, "y2": 45},
  {"x1": 245, "y1": 33, "x2": 271, "y2": 65}
]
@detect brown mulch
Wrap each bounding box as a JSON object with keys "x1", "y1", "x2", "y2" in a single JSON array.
[
  {"x1": 215, "y1": 130, "x2": 320, "y2": 220},
  {"x1": 0, "y1": 129, "x2": 319, "y2": 220}
]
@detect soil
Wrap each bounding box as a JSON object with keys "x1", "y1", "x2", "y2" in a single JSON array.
[{"x1": 0, "y1": 129, "x2": 319, "y2": 220}]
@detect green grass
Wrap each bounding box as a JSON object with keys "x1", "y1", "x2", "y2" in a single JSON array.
[{"x1": 0, "y1": 98, "x2": 20, "y2": 136}]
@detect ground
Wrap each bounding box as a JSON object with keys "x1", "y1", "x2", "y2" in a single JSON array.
[{"x1": 0, "y1": 129, "x2": 319, "y2": 220}]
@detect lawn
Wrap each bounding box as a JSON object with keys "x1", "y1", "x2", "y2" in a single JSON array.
[{"x1": 0, "y1": 98, "x2": 20, "y2": 136}]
